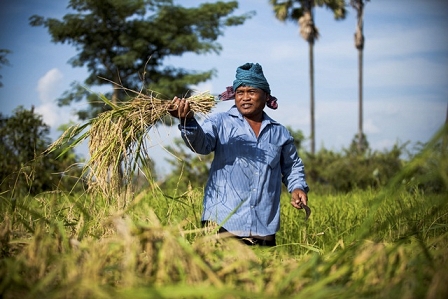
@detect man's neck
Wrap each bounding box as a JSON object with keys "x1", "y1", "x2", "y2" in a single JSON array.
[{"x1": 245, "y1": 116, "x2": 263, "y2": 137}]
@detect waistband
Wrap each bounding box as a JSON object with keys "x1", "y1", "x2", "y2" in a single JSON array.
[{"x1": 202, "y1": 221, "x2": 276, "y2": 246}]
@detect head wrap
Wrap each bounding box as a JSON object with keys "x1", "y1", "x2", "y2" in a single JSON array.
[
  {"x1": 218, "y1": 62, "x2": 278, "y2": 109},
  {"x1": 233, "y1": 62, "x2": 270, "y2": 94}
]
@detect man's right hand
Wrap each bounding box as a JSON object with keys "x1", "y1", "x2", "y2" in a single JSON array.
[{"x1": 169, "y1": 96, "x2": 194, "y2": 119}]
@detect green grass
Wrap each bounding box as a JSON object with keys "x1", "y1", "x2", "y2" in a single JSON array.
[
  {"x1": 1, "y1": 184, "x2": 447, "y2": 299},
  {"x1": 1, "y1": 130, "x2": 447, "y2": 298}
]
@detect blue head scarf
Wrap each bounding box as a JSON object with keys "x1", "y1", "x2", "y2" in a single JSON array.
[
  {"x1": 232, "y1": 62, "x2": 271, "y2": 94},
  {"x1": 219, "y1": 62, "x2": 278, "y2": 109}
]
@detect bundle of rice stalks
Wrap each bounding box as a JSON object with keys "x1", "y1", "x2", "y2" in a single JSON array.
[{"x1": 47, "y1": 87, "x2": 217, "y2": 198}]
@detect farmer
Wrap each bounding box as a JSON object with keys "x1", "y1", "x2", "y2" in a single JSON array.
[{"x1": 170, "y1": 62, "x2": 309, "y2": 246}]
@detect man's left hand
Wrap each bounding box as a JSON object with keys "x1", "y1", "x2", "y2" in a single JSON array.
[{"x1": 291, "y1": 189, "x2": 308, "y2": 210}]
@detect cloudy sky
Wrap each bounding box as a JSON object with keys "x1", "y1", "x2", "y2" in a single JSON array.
[{"x1": 1, "y1": 0, "x2": 447, "y2": 176}]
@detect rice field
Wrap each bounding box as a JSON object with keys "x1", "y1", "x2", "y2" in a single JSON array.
[
  {"x1": 1, "y1": 97, "x2": 447, "y2": 298},
  {"x1": 1, "y1": 163, "x2": 447, "y2": 298}
]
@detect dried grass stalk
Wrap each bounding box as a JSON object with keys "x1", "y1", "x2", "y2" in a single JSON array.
[{"x1": 47, "y1": 88, "x2": 217, "y2": 197}]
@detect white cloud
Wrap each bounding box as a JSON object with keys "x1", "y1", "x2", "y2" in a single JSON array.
[
  {"x1": 35, "y1": 68, "x2": 79, "y2": 138},
  {"x1": 35, "y1": 102, "x2": 73, "y2": 130},
  {"x1": 37, "y1": 68, "x2": 64, "y2": 103},
  {"x1": 35, "y1": 103, "x2": 58, "y2": 127},
  {"x1": 35, "y1": 68, "x2": 65, "y2": 129}
]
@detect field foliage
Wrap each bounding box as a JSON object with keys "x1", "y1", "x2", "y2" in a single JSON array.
[{"x1": 1, "y1": 128, "x2": 447, "y2": 299}]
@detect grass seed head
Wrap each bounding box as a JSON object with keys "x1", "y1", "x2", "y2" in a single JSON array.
[{"x1": 85, "y1": 90, "x2": 216, "y2": 197}]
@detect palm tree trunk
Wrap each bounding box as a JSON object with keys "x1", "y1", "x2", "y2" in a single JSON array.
[
  {"x1": 353, "y1": 0, "x2": 365, "y2": 153},
  {"x1": 310, "y1": 41, "x2": 315, "y2": 155},
  {"x1": 357, "y1": 47, "x2": 363, "y2": 152}
]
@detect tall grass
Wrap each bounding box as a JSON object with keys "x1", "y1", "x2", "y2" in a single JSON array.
[{"x1": 1, "y1": 128, "x2": 447, "y2": 298}]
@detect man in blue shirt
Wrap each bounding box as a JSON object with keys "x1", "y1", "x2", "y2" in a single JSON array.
[{"x1": 170, "y1": 62, "x2": 309, "y2": 246}]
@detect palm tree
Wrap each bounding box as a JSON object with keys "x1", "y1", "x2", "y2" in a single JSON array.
[
  {"x1": 350, "y1": 0, "x2": 369, "y2": 152},
  {"x1": 269, "y1": 0, "x2": 346, "y2": 154}
]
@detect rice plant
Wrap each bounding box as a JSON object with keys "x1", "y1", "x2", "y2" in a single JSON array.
[{"x1": 45, "y1": 88, "x2": 216, "y2": 201}]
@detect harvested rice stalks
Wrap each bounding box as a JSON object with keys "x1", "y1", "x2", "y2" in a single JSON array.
[{"x1": 46, "y1": 89, "x2": 217, "y2": 197}]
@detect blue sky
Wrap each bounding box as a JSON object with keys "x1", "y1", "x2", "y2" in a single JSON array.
[{"x1": 1, "y1": 0, "x2": 447, "y2": 176}]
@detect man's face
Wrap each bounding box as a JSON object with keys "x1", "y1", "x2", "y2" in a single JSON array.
[{"x1": 234, "y1": 86, "x2": 267, "y2": 120}]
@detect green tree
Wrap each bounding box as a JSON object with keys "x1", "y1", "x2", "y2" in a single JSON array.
[
  {"x1": 348, "y1": 132, "x2": 369, "y2": 156},
  {"x1": 30, "y1": 0, "x2": 253, "y2": 120},
  {"x1": 269, "y1": 0, "x2": 346, "y2": 154},
  {"x1": 350, "y1": 0, "x2": 369, "y2": 152},
  {"x1": 305, "y1": 139, "x2": 404, "y2": 194},
  {"x1": 0, "y1": 107, "x2": 83, "y2": 197}
]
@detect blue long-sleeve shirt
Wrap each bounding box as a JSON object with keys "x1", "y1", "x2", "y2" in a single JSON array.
[{"x1": 178, "y1": 106, "x2": 309, "y2": 237}]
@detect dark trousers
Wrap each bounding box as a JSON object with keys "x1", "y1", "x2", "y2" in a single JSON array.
[{"x1": 202, "y1": 221, "x2": 276, "y2": 247}]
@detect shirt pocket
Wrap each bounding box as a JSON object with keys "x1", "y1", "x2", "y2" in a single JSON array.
[{"x1": 266, "y1": 143, "x2": 282, "y2": 169}]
